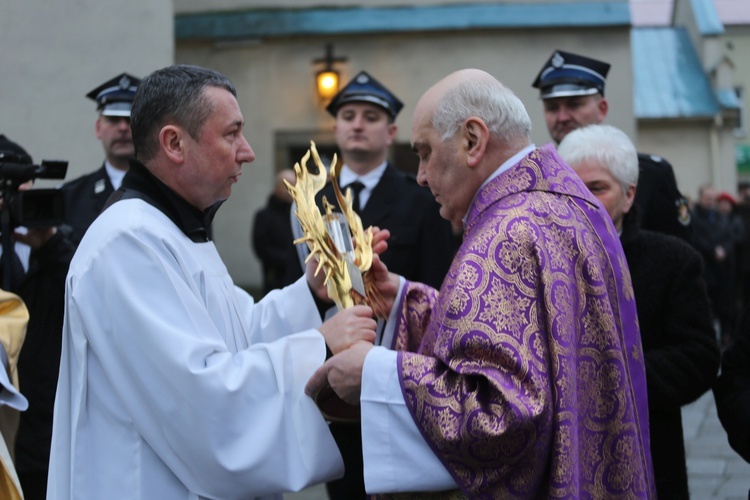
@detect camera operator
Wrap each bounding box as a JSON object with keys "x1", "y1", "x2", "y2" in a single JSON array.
[{"x1": 0, "y1": 135, "x2": 74, "y2": 500}]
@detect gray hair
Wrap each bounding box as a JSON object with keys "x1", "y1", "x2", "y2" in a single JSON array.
[
  {"x1": 431, "y1": 78, "x2": 532, "y2": 144},
  {"x1": 557, "y1": 124, "x2": 639, "y2": 193},
  {"x1": 131, "y1": 64, "x2": 237, "y2": 162}
]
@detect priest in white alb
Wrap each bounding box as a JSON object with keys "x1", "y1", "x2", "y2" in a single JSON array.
[{"x1": 48, "y1": 64, "x2": 379, "y2": 500}]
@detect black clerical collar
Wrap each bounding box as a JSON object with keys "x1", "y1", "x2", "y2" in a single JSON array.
[{"x1": 106, "y1": 160, "x2": 220, "y2": 243}]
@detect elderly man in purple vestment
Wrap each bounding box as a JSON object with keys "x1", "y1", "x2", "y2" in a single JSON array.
[{"x1": 306, "y1": 68, "x2": 655, "y2": 498}]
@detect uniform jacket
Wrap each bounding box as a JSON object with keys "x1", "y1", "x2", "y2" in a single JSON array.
[
  {"x1": 61, "y1": 165, "x2": 114, "y2": 245},
  {"x1": 635, "y1": 153, "x2": 692, "y2": 243},
  {"x1": 620, "y1": 211, "x2": 719, "y2": 499}
]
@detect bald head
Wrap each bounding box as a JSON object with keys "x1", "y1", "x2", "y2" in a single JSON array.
[
  {"x1": 414, "y1": 69, "x2": 532, "y2": 149},
  {"x1": 416, "y1": 69, "x2": 495, "y2": 110},
  {"x1": 410, "y1": 69, "x2": 533, "y2": 226},
  {"x1": 414, "y1": 69, "x2": 483, "y2": 121}
]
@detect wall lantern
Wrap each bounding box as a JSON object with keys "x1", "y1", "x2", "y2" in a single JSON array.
[{"x1": 314, "y1": 44, "x2": 347, "y2": 102}]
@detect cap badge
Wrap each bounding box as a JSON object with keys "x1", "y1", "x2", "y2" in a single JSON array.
[
  {"x1": 356, "y1": 74, "x2": 369, "y2": 84},
  {"x1": 118, "y1": 75, "x2": 131, "y2": 90},
  {"x1": 649, "y1": 154, "x2": 663, "y2": 163},
  {"x1": 551, "y1": 52, "x2": 565, "y2": 69},
  {"x1": 676, "y1": 198, "x2": 691, "y2": 226}
]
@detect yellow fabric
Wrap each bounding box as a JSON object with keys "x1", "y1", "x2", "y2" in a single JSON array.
[
  {"x1": 0, "y1": 444, "x2": 23, "y2": 500},
  {"x1": 0, "y1": 289, "x2": 29, "y2": 499},
  {"x1": 0, "y1": 290, "x2": 28, "y2": 392}
]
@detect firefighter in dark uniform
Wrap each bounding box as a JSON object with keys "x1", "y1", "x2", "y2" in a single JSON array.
[
  {"x1": 62, "y1": 73, "x2": 141, "y2": 245},
  {"x1": 532, "y1": 49, "x2": 692, "y2": 242}
]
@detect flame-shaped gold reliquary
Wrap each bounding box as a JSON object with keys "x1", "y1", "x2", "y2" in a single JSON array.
[{"x1": 284, "y1": 141, "x2": 387, "y2": 318}]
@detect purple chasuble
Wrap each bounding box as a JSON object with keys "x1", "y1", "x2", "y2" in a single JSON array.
[{"x1": 390, "y1": 144, "x2": 655, "y2": 499}]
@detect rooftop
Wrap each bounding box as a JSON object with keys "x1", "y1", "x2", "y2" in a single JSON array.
[
  {"x1": 630, "y1": 0, "x2": 750, "y2": 27},
  {"x1": 176, "y1": 2, "x2": 631, "y2": 40},
  {"x1": 632, "y1": 27, "x2": 719, "y2": 118}
]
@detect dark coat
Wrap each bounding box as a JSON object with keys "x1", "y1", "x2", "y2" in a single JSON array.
[
  {"x1": 691, "y1": 205, "x2": 736, "y2": 289},
  {"x1": 621, "y1": 212, "x2": 719, "y2": 499},
  {"x1": 714, "y1": 307, "x2": 750, "y2": 463},
  {"x1": 13, "y1": 228, "x2": 75, "y2": 495},
  {"x1": 691, "y1": 204, "x2": 737, "y2": 335},
  {"x1": 318, "y1": 164, "x2": 455, "y2": 290},
  {"x1": 251, "y1": 194, "x2": 295, "y2": 295},
  {"x1": 736, "y1": 203, "x2": 750, "y2": 276},
  {"x1": 635, "y1": 153, "x2": 693, "y2": 244},
  {"x1": 61, "y1": 165, "x2": 114, "y2": 245}
]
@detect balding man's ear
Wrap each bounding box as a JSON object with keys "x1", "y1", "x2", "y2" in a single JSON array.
[
  {"x1": 160, "y1": 125, "x2": 185, "y2": 165},
  {"x1": 464, "y1": 117, "x2": 489, "y2": 168}
]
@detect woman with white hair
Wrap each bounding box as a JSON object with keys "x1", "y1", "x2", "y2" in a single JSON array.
[
  {"x1": 557, "y1": 124, "x2": 639, "y2": 232},
  {"x1": 559, "y1": 124, "x2": 719, "y2": 500}
]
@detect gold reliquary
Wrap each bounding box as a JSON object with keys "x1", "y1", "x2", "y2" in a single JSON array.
[
  {"x1": 284, "y1": 141, "x2": 387, "y2": 318},
  {"x1": 285, "y1": 141, "x2": 387, "y2": 422}
]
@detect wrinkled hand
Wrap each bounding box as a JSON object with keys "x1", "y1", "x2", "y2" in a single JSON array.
[
  {"x1": 318, "y1": 305, "x2": 376, "y2": 354},
  {"x1": 13, "y1": 227, "x2": 56, "y2": 249},
  {"x1": 305, "y1": 340, "x2": 374, "y2": 405},
  {"x1": 366, "y1": 254, "x2": 400, "y2": 317}
]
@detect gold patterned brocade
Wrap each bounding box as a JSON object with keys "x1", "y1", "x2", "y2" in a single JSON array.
[{"x1": 390, "y1": 145, "x2": 653, "y2": 498}]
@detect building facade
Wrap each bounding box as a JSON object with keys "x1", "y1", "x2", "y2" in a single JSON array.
[
  {"x1": 7, "y1": 0, "x2": 739, "y2": 291},
  {"x1": 175, "y1": 0, "x2": 635, "y2": 289}
]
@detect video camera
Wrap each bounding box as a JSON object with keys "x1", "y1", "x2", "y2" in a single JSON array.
[{"x1": 0, "y1": 151, "x2": 68, "y2": 228}]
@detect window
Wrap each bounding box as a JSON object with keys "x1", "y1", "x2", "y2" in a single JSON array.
[
  {"x1": 275, "y1": 130, "x2": 419, "y2": 177},
  {"x1": 734, "y1": 86, "x2": 746, "y2": 138}
]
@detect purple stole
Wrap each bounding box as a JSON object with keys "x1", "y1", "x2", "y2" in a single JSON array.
[{"x1": 390, "y1": 144, "x2": 655, "y2": 498}]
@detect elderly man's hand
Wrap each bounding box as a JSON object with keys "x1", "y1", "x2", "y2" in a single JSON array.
[
  {"x1": 305, "y1": 340, "x2": 373, "y2": 405},
  {"x1": 318, "y1": 305, "x2": 376, "y2": 354},
  {"x1": 367, "y1": 254, "x2": 400, "y2": 317}
]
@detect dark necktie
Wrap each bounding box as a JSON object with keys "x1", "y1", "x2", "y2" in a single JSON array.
[
  {"x1": 344, "y1": 181, "x2": 365, "y2": 214},
  {"x1": 0, "y1": 249, "x2": 25, "y2": 294}
]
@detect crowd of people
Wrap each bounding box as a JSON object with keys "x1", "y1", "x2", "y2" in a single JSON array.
[
  {"x1": 691, "y1": 182, "x2": 750, "y2": 345},
  {"x1": 0, "y1": 47, "x2": 747, "y2": 500}
]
